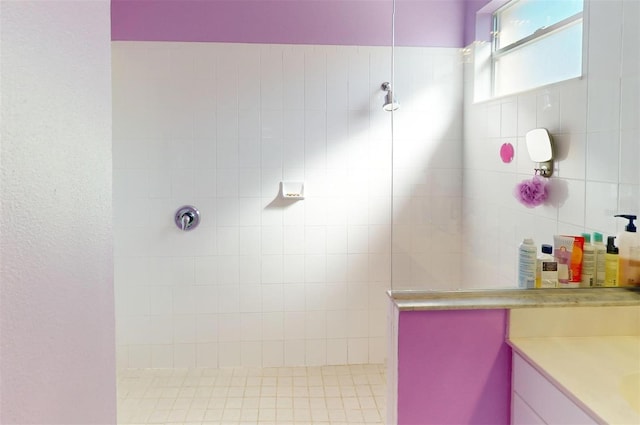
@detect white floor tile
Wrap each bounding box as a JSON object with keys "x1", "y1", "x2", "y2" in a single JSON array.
[{"x1": 117, "y1": 364, "x2": 385, "y2": 425}]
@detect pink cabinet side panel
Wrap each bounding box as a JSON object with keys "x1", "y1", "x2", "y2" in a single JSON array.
[{"x1": 397, "y1": 309, "x2": 511, "y2": 425}]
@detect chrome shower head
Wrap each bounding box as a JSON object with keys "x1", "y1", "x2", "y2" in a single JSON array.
[{"x1": 381, "y1": 82, "x2": 399, "y2": 111}]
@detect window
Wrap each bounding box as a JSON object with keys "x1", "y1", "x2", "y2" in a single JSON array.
[{"x1": 491, "y1": 0, "x2": 584, "y2": 97}]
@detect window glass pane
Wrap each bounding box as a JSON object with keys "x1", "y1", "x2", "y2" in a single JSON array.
[
  {"x1": 498, "y1": 0, "x2": 583, "y2": 48},
  {"x1": 494, "y1": 22, "x2": 582, "y2": 97}
]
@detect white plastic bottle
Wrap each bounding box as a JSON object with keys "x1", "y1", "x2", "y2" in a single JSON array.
[
  {"x1": 518, "y1": 238, "x2": 537, "y2": 289},
  {"x1": 581, "y1": 233, "x2": 595, "y2": 287},
  {"x1": 593, "y1": 232, "x2": 606, "y2": 287},
  {"x1": 536, "y1": 244, "x2": 558, "y2": 288}
]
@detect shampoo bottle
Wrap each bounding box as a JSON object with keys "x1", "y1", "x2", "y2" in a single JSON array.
[
  {"x1": 605, "y1": 236, "x2": 619, "y2": 287},
  {"x1": 536, "y1": 244, "x2": 558, "y2": 288},
  {"x1": 581, "y1": 233, "x2": 595, "y2": 287},
  {"x1": 614, "y1": 214, "x2": 640, "y2": 286},
  {"x1": 593, "y1": 232, "x2": 606, "y2": 287},
  {"x1": 518, "y1": 238, "x2": 537, "y2": 289}
]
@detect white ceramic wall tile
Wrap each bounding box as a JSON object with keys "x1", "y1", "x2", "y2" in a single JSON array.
[
  {"x1": 461, "y1": 0, "x2": 636, "y2": 288},
  {"x1": 585, "y1": 131, "x2": 620, "y2": 183},
  {"x1": 621, "y1": 0, "x2": 640, "y2": 77},
  {"x1": 587, "y1": 0, "x2": 623, "y2": 80},
  {"x1": 559, "y1": 79, "x2": 588, "y2": 133},
  {"x1": 115, "y1": 25, "x2": 637, "y2": 365},
  {"x1": 619, "y1": 184, "x2": 640, "y2": 217},
  {"x1": 586, "y1": 79, "x2": 621, "y2": 134},
  {"x1": 585, "y1": 181, "x2": 619, "y2": 235},
  {"x1": 620, "y1": 76, "x2": 639, "y2": 131}
]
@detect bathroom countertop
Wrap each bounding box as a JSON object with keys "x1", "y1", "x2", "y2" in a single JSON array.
[
  {"x1": 388, "y1": 287, "x2": 640, "y2": 311},
  {"x1": 508, "y1": 336, "x2": 640, "y2": 424}
]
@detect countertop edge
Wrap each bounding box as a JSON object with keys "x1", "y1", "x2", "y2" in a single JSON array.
[{"x1": 388, "y1": 288, "x2": 640, "y2": 311}]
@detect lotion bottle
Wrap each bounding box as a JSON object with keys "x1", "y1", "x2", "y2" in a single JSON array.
[
  {"x1": 518, "y1": 238, "x2": 537, "y2": 289},
  {"x1": 536, "y1": 244, "x2": 558, "y2": 288},
  {"x1": 581, "y1": 233, "x2": 595, "y2": 287},
  {"x1": 605, "y1": 236, "x2": 619, "y2": 287},
  {"x1": 614, "y1": 214, "x2": 640, "y2": 286},
  {"x1": 593, "y1": 232, "x2": 606, "y2": 287}
]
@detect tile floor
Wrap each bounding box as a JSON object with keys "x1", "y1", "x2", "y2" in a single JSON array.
[{"x1": 117, "y1": 364, "x2": 386, "y2": 425}]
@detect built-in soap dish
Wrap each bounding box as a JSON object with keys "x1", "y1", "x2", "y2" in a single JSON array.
[{"x1": 280, "y1": 181, "x2": 304, "y2": 200}]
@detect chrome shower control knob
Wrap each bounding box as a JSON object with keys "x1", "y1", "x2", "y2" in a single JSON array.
[{"x1": 175, "y1": 205, "x2": 200, "y2": 231}]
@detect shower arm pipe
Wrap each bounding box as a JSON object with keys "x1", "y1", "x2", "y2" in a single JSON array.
[
  {"x1": 391, "y1": 0, "x2": 396, "y2": 93},
  {"x1": 389, "y1": 0, "x2": 396, "y2": 290}
]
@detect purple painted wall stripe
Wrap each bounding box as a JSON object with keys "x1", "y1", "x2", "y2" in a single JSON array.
[{"x1": 111, "y1": 0, "x2": 489, "y2": 48}]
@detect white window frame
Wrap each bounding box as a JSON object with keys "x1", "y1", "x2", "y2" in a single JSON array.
[{"x1": 489, "y1": 0, "x2": 584, "y2": 98}]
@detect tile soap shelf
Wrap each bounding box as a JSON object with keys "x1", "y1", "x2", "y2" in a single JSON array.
[{"x1": 280, "y1": 181, "x2": 304, "y2": 200}]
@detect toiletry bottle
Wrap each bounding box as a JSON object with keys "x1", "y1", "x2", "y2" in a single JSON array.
[
  {"x1": 536, "y1": 244, "x2": 558, "y2": 288},
  {"x1": 554, "y1": 235, "x2": 573, "y2": 287},
  {"x1": 581, "y1": 233, "x2": 595, "y2": 287},
  {"x1": 593, "y1": 232, "x2": 606, "y2": 287},
  {"x1": 605, "y1": 236, "x2": 619, "y2": 287},
  {"x1": 614, "y1": 214, "x2": 640, "y2": 286},
  {"x1": 518, "y1": 238, "x2": 537, "y2": 289}
]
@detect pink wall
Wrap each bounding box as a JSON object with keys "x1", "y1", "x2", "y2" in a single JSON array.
[
  {"x1": 111, "y1": 0, "x2": 471, "y2": 47},
  {"x1": 397, "y1": 309, "x2": 511, "y2": 424}
]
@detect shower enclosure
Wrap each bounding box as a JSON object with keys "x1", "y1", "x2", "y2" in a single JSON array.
[{"x1": 112, "y1": 0, "x2": 466, "y2": 372}]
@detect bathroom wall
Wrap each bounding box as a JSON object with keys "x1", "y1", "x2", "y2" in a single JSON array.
[
  {"x1": 0, "y1": 1, "x2": 115, "y2": 423},
  {"x1": 112, "y1": 42, "x2": 463, "y2": 368},
  {"x1": 111, "y1": 0, "x2": 468, "y2": 48},
  {"x1": 462, "y1": 0, "x2": 640, "y2": 287}
]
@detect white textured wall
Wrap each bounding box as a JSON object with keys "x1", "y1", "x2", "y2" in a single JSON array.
[
  {"x1": 112, "y1": 42, "x2": 463, "y2": 368},
  {"x1": 462, "y1": 0, "x2": 640, "y2": 288},
  {"x1": 0, "y1": 1, "x2": 115, "y2": 423}
]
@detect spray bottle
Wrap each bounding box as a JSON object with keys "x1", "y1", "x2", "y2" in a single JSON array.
[{"x1": 614, "y1": 214, "x2": 640, "y2": 286}]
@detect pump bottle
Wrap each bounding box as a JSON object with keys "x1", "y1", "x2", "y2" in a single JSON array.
[
  {"x1": 614, "y1": 214, "x2": 640, "y2": 286},
  {"x1": 605, "y1": 236, "x2": 619, "y2": 286}
]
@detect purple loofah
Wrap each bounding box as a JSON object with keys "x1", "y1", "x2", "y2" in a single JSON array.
[{"x1": 514, "y1": 175, "x2": 548, "y2": 208}]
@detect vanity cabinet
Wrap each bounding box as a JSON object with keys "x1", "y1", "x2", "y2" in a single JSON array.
[
  {"x1": 511, "y1": 353, "x2": 598, "y2": 425},
  {"x1": 388, "y1": 290, "x2": 640, "y2": 425}
]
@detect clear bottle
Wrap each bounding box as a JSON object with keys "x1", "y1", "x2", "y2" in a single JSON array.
[
  {"x1": 581, "y1": 233, "x2": 595, "y2": 287},
  {"x1": 518, "y1": 238, "x2": 537, "y2": 289},
  {"x1": 605, "y1": 236, "x2": 619, "y2": 287},
  {"x1": 614, "y1": 214, "x2": 640, "y2": 286},
  {"x1": 536, "y1": 244, "x2": 558, "y2": 288},
  {"x1": 593, "y1": 232, "x2": 606, "y2": 287}
]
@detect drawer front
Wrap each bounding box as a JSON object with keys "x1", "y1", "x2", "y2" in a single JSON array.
[
  {"x1": 512, "y1": 392, "x2": 545, "y2": 425},
  {"x1": 513, "y1": 353, "x2": 598, "y2": 425}
]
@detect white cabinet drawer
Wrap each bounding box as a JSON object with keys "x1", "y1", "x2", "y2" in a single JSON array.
[
  {"x1": 512, "y1": 353, "x2": 598, "y2": 425},
  {"x1": 512, "y1": 392, "x2": 545, "y2": 425}
]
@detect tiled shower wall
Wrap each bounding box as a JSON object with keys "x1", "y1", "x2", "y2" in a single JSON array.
[
  {"x1": 112, "y1": 42, "x2": 463, "y2": 368},
  {"x1": 461, "y1": 0, "x2": 640, "y2": 288}
]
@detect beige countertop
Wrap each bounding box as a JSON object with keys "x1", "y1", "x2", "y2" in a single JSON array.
[
  {"x1": 388, "y1": 287, "x2": 640, "y2": 311},
  {"x1": 509, "y1": 336, "x2": 640, "y2": 425}
]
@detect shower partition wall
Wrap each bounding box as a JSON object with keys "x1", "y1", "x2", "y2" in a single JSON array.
[
  {"x1": 112, "y1": 40, "x2": 465, "y2": 369},
  {"x1": 390, "y1": 47, "x2": 465, "y2": 291}
]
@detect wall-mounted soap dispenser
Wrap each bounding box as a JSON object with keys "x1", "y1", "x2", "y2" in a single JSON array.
[{"x1": 525, "y1": 128, "x2": 554, "y2": 177}]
